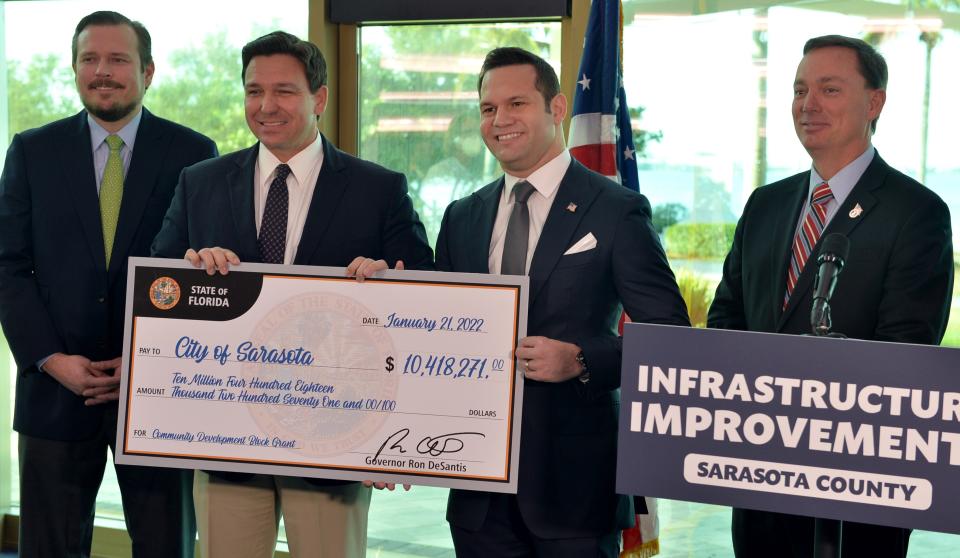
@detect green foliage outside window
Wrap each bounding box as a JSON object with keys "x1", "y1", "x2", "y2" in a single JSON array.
[
  {"x1": 675, "y1": 269, "x2": 715, "y2": 328},
  {"x1": 146, "y1": 31, "x2": 255, "y2": 153},
  {"x1": 6, "y1": 30, "x2": 261, "y2": 153},
  {"x1": 5, "y1": 54, "x2": 78, "y2": 138},
  {"x1": 358, "y1": 24, "x2": 558, "y2": 245},
  {"x1": 664, "y1": 222, "x2": 736, "y2": 259},
  {"x1": 652, "y1": 202, "x2": 688, "y2": 234}
]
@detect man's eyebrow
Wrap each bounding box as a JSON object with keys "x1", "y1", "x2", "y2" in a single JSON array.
[
  {"x1": 244, "y1": 81, "x2": 301, "y2": 89},
  {"x1": 481, "y1": 95, "x2": 530, "y2": 103},
  {"x1": 794, "y1": 75, "x2": 846, "y2": 87}
]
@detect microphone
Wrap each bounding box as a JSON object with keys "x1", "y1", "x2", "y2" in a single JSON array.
[{"x1": 810, "y1": 233, "x2": 850, "y2": 336}]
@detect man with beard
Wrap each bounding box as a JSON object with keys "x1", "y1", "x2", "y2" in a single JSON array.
[{"x1": 0, "y1": 10, "x2": 217, "y2": 557}]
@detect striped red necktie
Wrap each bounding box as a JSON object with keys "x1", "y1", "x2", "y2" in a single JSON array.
[{"x1": 783, "y1": 181, "x2": 834, "y2": 309}]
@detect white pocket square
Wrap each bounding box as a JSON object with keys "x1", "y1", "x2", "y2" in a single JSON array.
[{"x1": 563, "y1": 232, "x2": 597, "y2": 255}]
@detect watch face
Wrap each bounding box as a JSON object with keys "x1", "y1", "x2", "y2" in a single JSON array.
[{"x1": 576, "y1": 351, "x2": 588, "y2": 383}]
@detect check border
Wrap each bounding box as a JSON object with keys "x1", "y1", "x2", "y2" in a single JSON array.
[{"x1": 116, "y1": 257, "x2": 528, "y2": 493}]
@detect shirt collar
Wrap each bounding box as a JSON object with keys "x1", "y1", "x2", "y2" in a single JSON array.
[
  {"x1": 809, "y1": 145, "x2": 875, "y2": 206},
  {"x1": 88, "y1": 108, "x2": 143, "y2": 151},
  {"x1": 257, "y1": 132, "x2": 324, "y2": 186},
  {"x1": 503, "y1": 149, "x2": 572, "y2": 201}
]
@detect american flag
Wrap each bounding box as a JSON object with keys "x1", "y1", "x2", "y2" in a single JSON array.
[
  {"x1": 568, "y1": 1, "x2": 660, "y2": 557},
  {"x1": 568, "y1": 0, "x2": 640, "y2": 193}
]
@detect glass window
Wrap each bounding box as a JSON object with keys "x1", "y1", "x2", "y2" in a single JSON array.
[
  {"x1": 358, "y1": 22, "x2": 562, "y2": 245},
  {"x1": 357, "y1": 21, "x2": 560, "y2": 554},
  {"x1": 621, "y1": 0, "x2": 960, "y2": 552},
  {"x1": 1, "y1": 348, "x2": 12, "y2": 513},
  {"x1": 2, "y1": 0, "x2": 307, "y2": 522}
]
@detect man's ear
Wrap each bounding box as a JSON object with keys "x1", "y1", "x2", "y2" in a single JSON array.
[
  {"x1": 313, "y1": 85, "x2": 329, "y2": 117},
  {"x1": 867, "y1": 88, "x2": 886, "y2": 123},
  {"x1": 143, "y1": 62, "x2": 156, "y2": 90},
  {"x1": 551, "y1": 93, "x2": 567, "y2": 124}
]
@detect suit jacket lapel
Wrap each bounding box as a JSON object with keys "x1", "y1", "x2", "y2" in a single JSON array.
[
  {"x1": 63, "y1": 112, "x2": 106, "y2": 272},
  {"x1": 777, "y1": 152, "x2": 887, "y2": 330},
  {"x1": 110, "y1": 109, "x2": 166, "y2": 278},
  {"x1": 817, "y1": 154, "x2": 884, "y2": 241},
  {"x1": 528, "y1": 160, "x2": 597, "y2": 306},
  {"x1": 465, "y1": 179, "x2": 502, "y2": 274},
  {"x1": 294, "y1": 135, "x2": 349, "y2": 265},
  {"x1": 770, "y1": 173, "x2": 809, "y2": 326},
  {"x1": 227, "y1": 145, "x2": 260, "y2": 261}
]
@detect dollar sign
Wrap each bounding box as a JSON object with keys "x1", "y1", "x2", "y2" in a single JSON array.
[{"x1": 385, "y1": 356, "x2": 394, "y2": 372}]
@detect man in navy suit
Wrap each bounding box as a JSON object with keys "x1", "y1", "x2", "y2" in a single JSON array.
[
  {"x1": 0, "y1": 10, "x2": 217, "y2": 558},
  {"x1": 151, "y1": 31, "x2": 433, "y2": 557},
  {"x1": 708, "y1": 35, "x2": 953, "y2": 558},
  {"x1": 436, "y1": 47, "x2": 689, "y2": 557}
]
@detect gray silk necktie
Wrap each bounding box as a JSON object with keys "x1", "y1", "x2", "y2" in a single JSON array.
[{"x1": 500, "y1": 180, "x2": 535, "y2": 275}]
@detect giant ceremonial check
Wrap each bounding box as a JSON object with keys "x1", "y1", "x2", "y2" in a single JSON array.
[
  {"x1": 116, "y1": 258, "x2": 527, "y2": 492},
  {"x1": 617, "y1": 324, "x2": 960, "y2": 534}
]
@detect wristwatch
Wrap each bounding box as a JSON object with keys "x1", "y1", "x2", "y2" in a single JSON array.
[{"x1": 576, "y1": 351, "x2": 589, "y2": 384}]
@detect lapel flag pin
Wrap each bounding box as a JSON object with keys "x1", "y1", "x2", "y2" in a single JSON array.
[
  {"x1": 849, "y1": 203, "x2": 863, "y2": 218},
  {"x1": 566, "y1": 203, "x2": 577, "y2": 213}
]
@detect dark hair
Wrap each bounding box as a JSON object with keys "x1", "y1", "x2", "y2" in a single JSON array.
[
  {"x1": 478, "y1": 47, "x2": 559, "y2": 111},
  {"x1": 241, "y1": 31, "x2": 327, "y2": 93},
  {"x1": 803, "y1": 35, "x2": 887, "y2": 131},
  {"x1": 73, "y1": 11, "x2": 152, "y2": 71}
]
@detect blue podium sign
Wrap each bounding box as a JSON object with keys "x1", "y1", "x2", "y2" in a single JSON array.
[{"x1": 616, "y1": 324, "x2": 960, "y2": 534}]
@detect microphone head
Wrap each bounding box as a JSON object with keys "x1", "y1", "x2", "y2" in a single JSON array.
[{"x1": 818, "y1": 233, "x2": 850, "y2": 264}]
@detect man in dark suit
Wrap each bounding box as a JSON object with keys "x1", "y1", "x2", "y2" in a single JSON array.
[
  {"x1": 436, "y1": 47, "x2": 689, "y2": 557},
  {"x1": 708, "y1": 35, "x2": 953, "y2": 558},
  {"x1": 0, "y1": 10, "x2": 217, "y2": 558},
  {"x1": 151, "y1": 31, "x2": 432, "y2": 557}
]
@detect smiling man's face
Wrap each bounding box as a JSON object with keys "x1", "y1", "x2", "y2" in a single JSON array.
[
  {"x1": 792, "y1": 46, "x2": 884, "y2": 169},
  {"x1": 479, "y1": 63, "x2": 565, "y2": 178},
  {"x1": 74, "y1": 24, "x2": 153, "y2": 130},
  {"x1": 244, "y1": 54, "x2": 328, "y2": 162}
]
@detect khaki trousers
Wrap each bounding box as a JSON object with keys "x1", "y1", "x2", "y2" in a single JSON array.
[{"x1": 194, "y1": 471, "x2": 371, "y2": 558}]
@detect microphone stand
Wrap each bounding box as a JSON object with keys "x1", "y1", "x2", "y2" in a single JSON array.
[
  {"x1": 814, "y1": 516, "x2": 843, "y2": 558},
  {"x1": 809, "y1": 254, "x2": 846, "y2": 558},
  {"x1": 812, "y1": 304, "x2": 845, "y2": 558}
]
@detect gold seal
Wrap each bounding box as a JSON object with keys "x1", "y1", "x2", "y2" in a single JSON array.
[{"x1": 149, "y1": 277, "x2": 181, "y2": 310}]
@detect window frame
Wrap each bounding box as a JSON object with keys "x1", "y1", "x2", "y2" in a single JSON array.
[{"x1": 0, "y1": 0, "x2": 591, "y2": 554}]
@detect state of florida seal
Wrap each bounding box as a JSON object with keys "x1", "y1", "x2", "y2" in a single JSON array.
[{"x1": 149, "y1": 277, "x2": 181, "y2": 310}]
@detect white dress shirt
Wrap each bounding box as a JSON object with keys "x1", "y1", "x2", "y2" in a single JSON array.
[
  {"x1": 254, "y1": 133, "x2": 325, "y2": 264},
  {"x1": 488, "y1": 150, "x2": 572, "y2": 274},
  {"x1": 793, "y1": 145, "x2": 875, "y2": 238}
]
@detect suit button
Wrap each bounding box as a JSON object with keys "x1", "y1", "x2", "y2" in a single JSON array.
[{"x1": 97, "y1": 297, "x2": 105, "y2": 303}]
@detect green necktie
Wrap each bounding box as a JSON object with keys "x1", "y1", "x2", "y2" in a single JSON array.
[{"x1": 100, "y1": 135, "x2": 124, "y2": 267}]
